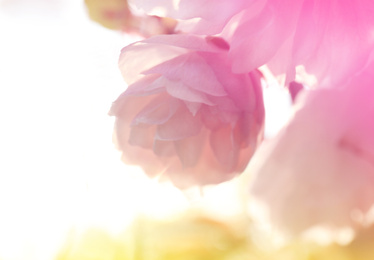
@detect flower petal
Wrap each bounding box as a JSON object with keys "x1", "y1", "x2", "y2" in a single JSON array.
[
  {"x1": 209, "y1": 125, "x2": 238, "y2": 171},
  {"x1": 184, "y1": 101, "x2": 202, "y2": 116},
  {"x1": 124, "y1": 74, "x2": 165, "y2": 96},
  {"x1": 113, "y1": 118, "x2": 164, "y2": 177},
  {"x1": 143, "y1": 34, "x2": 229, "y2": 53},
  {"x1": 174, "y1": 133, "x2": 205, "y2": 168},
  {"x1": 144, "y1": 53, "x2": 227, "y2": 97},
  {"x1": 129, "y1": 0, "x2": 251, "y2": 34},
  {"x1": 229, "y1": 0, "x2": 303, "y2": 74},
  {"x1": 153, "y1": 139, "x2": 176, "y2": 157},
  {"x1": 292, "y1": 0, "x2": 374, "y2": 85},
  {"x1": 165, "y1": 79, "x2": 215, "y2": 105},
  {"x1": 249, "y1": 76, "x2": 374, "y2": 235},
  {"x1": 128, "y1": 124, "x2": 155, "y2": 148},
  {"x1": 132, "y1": 94, "x2": 179, "y2": 125},
  {"x1": 156, "y1": 106, "x2": 202, "y2": 141},
  {"x1": 119, "y1": 41, "x2": 187, "y2": 85}
]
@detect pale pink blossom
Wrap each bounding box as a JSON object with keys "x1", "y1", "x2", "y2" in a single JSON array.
[
  {"x1": 110, "y1": 35, "x2": 264, "y2": 188},
  {"x1": 229, "y1": 0, "x2": 374, "y2": 85},
  {"x1": 249, "y1": 63, "x2": 374, "y2": 235},
  {"x1": 131, "y1": 0, "x2": 374, "y2": 86}
]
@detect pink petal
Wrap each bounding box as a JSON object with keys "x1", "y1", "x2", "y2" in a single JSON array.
[
  {"x1": 132, "y1": 94, "x2": 179, "y2": 125},
  {"x1": 109, "y1": 94, "x2": 155, "y2": 122},
  {"x1": 201, "y1": 106, "x2": 223, "y2": 130},
  {"x1": 248, "y1": 70, "x2": 374, "y2": 235},
  {"x1": 292, "y1": 0, "x2": 374, "y2": 85},
  {"x1": 174, "y1": 133, "x2": 205, "y2": 168},
  {"x1": 229, "y1": 0, "x2": 303, "y2": 74},
  {"x1": 128, "y1": 124, "x2": 155, "y2": 149},
  {"x1": 165, "y1": 79, "x2": 215, "y2": 105},
  {"x1": 153, "y1": 140, "x2": 175, "y2": 157},
  {"x1": 176, "y1": 18, "x2": 230, "y2": 35},
  {"x1": 143, "y1": 34, "x2": 229, "y2": 53},
  {"x1": 130, "y1": 0, "x2": 251, "y2": 34},
  {"x1": 119, "y1": 34, "x2": 231, "y2": 90},
  {"x1": 209, "y1": 125, "x2": 238, "y2": 171},
  {"x1": 124, "y1": 74, "x2": 165, "y2": 96},
  {"x1": 119, "y1": 41, "x2": 187, "y2": 85},
  {"x1": 184, "y1": 101, "x2": 202, "y2": 116},
  {"x1": 232, "y1": 113, "x2": 255, "y2": 148},
  {"x1": 205, "y1": 56, "x2": 262, "y2": 112},
  {"x1": 174, "y1": 0, "x2": 251, "y2": 34},
  {"x1": 156, "y1": 106, "x2": 202, "y2": 141},
  {"x1": 112, "y1": 118, "x2": 164, "y2": 178},
  {"x1": 144, "y1": 53, "x2": 227, "y2": 97},
  {"x1": 207, "y1": 96, "x2": 239, "y2": 114},
  {"x1": 163, "y1": 129, "x2": 237, "y2": 188}
]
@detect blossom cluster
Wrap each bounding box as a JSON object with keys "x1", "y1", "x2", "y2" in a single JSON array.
[{"x1": 106, "y1": 0, "x2": 374, "y2": 237}]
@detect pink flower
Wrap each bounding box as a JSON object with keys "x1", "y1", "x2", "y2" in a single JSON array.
[
  {"x1": 229, "y1": 0, "x2": 374, "y2": 85},
  {"x1": 131, "y1": 0, "x2": 374, "y2": 85},
  {"x1": 109, "y1": 35, "x2": 264, "y2": 188},
  {"x1": 249, "y1": 62, "x2": 374, "y2": 235}
]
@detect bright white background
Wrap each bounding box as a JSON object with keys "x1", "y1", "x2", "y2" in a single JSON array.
[{"x1": 0, "y1": 1, "x2": 188, "y2": 259}]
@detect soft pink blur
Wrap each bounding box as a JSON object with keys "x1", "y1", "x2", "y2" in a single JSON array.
[
  {"x1": 249, "y1": 62, "x2": 374, "y2": 236},
  {"x1": 229, "y1": 0, "x2": 374, "y2": 86},
  {"x1": 130, "y1": 0, "x2": 374, "y2": 86},
  {"x1": 110, "y1": 35, "x2": 264, "y2": 188}
]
